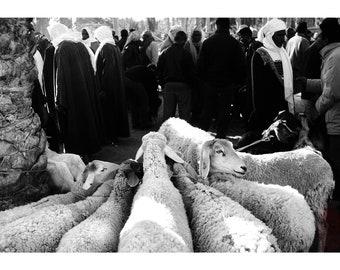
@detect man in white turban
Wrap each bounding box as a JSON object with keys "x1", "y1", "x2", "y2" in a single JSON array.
[
  {"x1": 248, "y1": 18, "x2": 295, "y2": 133},
  {"x1": 43, "y1": 23, "x2": 105, "y2": 158},
  {"x1": 93, "y1": 25, "x2": 130, "y2": 143}
]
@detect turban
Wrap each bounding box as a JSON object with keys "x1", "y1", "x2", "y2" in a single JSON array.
[{"x1": 262, "y1": 19, "x2": 295, "y2": 114}]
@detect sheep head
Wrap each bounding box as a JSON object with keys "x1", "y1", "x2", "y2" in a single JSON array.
[
  {"x1": 199, "y1": 139, "x2": 247, "y2": 180},
  {"x1": 81, "y1": 159, "x2": 143, "y2": 192},
  {"x1": 135, "y1": 132, "x2": 185, "y2": 164}
]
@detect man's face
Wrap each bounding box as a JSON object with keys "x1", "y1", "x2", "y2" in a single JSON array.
[
  {"x1": 272, "y1": 30, "x2": 286, "y2": 48},
  {"x1": 192, "y1": 31, "x2": 202, "y2": 43},
  {"x1": 238, "y1": 32, "x2": 252, "y2": 45}
]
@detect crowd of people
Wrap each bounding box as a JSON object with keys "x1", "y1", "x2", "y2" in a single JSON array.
[{"x1": 30, "y1": 17, "x2": 340, "y2": 200}]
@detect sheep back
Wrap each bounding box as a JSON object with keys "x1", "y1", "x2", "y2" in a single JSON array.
[
  {"x1": 56, "y1": 171, "x2": 136, "y2": 252},
  {"x1": 0, "y1": 180, "x2": 113, "y2": 252},
  {"x1": 210, "y1": 173, "x2": 316, "y2": 252},
  {"x1": 239, "y1": 148, "x2": 334, "y2": 226},
  {"x1": 118, "y1": 132, "x2": 193, "y2": 252},
  {"x1": 172, "y1": 163, "x2": 279, "y2": 252},
  {"x1": 0, "y1": 174, "x2": 91, "y2": 227}
]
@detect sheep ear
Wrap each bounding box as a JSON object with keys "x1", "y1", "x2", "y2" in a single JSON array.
[
  {"x1": 164, "y1": 145, "x2": 185, "y2": 163},
  {"x1": 199, "y1": 140, "x2": 211, "y2": 180},
  {"x1": 135, "y1": 145, "x2": 144, "y2": 161},
  {"x1": 184, "y1": 163, "x2": 198, "y2": 182},
  {"x1": 126, "y1": 171, "x2": 140, "y2": 187}
]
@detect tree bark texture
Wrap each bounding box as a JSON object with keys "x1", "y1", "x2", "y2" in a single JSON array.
[{"x1": 0, "y1": 18, "x2": 49, "y2": 210}]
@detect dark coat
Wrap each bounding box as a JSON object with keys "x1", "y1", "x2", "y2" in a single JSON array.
[
  {"x1": 54, "y1": 41, "x2": 105, "y2": 155},
  {"x1": 197, "y1": 30, "x2": 246, "y2": 87},
  {"x1": 248, "y1": 48, "x2": 289, "y2": 132},
  {"x1": 157, "y1": 43, "x2": 195, "y2": 87},
  {"x1": 96, "y1": 43, "x2": 130, "y2": 141}
]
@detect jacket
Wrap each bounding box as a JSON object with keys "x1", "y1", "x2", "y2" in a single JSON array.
[
  {"x1": 197, "y1": 30, "x2": 246, "y2": 87},
  {"x1": 157, "y1": 43, "x2": 194, "y2": 87},
  {"x1": 306, "y1": 42, "x2": 340, "y2": 135}
]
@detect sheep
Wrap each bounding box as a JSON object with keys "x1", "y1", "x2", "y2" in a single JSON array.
[
  {"x1": 45, "y1": 146, "x2": 86, "y2": 193},
  {"x1": 239, "y1": 148, "x2": 334, "y2": 252},
  {"x1": 171, "y1": 163, "x2": 280, "y2": 252},
  {"x1": 159, "y1": 117, "x2": 334, "y2": 251},
  {"x1": 207, "y1": 172, "x2": 315, "y2": 252},
  {"x1": 0, "y1": 178, "x2": 114, "y2": 252},
  {"x1": 118, "y1": 132, "x2": 193, "y2": 252},
  {"x1": 56, "y1": 160, "x2": 142, "y2": 252},
  {"x1": 0, "y1": 159, "x2": 115, "y2": 227},
  {"x1": 159, "y1": 117, "x2": 247, "y2": 179}
]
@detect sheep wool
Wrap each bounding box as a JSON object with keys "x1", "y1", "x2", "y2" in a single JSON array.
[
  {"x1": 0, "y1": 179, "x2": 87, "y2": 227},
  {"x1": 56, "y1": 171, "x2": 136, "y2": 252},
  {"x1": 118, "y1": 132, "x2": 193, "y2": 252},
  {"x1": 209, "y1": 173, "x2": 316, "y2": 252},
  {"x1": 0, "y1": 180, "x2": 113, "y2": 252},
  {"x1": 172, "y1": 163, "x2": 280, "y2": 252},
  {"x1": 238, "y1": 148, "x2": 334, "y2": 251},
  {"x1": 159, "y1": 117, "x2": 214, "y2": 172}
]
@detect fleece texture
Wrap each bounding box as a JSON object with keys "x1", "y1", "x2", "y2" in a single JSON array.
[
  {"x1": 238, "y1": 148, "x2": 334, "y2": 251},
  {"x1": 0, "y1": 178, "x2": 89, "y2": 227},
  {"x1": 118, "y1": 132, "x2": 193, "y2": 252},
  {"x1": 210, "y1": 173, "x2": 315, "y2": 252},
  {"x1": 57, "y1": 171, "x2": 136, "y2": 252},
  {"x1": 0, "y1": 180, "x2": 113, "y2": 252},
  {"x1": 172, "y1": 163, "x2": 280, "y2": 252},
  {"x1": 159, "y1": 117, "x2": 214, "y2": 172}
]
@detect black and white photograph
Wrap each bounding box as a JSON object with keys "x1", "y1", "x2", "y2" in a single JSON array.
[{"x1": 1, "y1": 0, "x2": 339, "y2": 268}]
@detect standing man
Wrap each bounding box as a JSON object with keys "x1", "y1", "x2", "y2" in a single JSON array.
[
  {"x1": 286, "y1": 21, "x2": 310, "y2": 79},
  {"x1": 297, "y1": 18, "x2": 340, "y2": 201},
  {"x1": 197, "y1": 18, "x2": 246, "y2": 138},
  {"x1": 157, "y1": 31, "x2": 195, "y2": 123}
]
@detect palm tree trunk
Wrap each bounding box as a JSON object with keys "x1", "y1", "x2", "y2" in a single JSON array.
[{"x1": 0, "y1": 18, "x2": 49, "y2": 210}]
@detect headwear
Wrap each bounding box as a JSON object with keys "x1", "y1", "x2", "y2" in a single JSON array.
[
  {"x1": 123, "y1": 30, "x2": 141, "y2": 48},
  {"x1": 237, "y1": 25, "x2": 251, "y2": 36},
  {"x1": 296, "y1": 21, "x2": 307, "y2": 34},
  {"x1": 262, "y1": 19, "x2": 295, "y2": 113},
  {"x1": 186, "y1": 27, "x2": 204, "y2": 64},
  {"x1": 168, "y1": 25, "x2": 183, "y2": 42},
  {"x1": 47, "y1": 23, "x2": 77, "y2": 47},
  {"x1": 93, "y1": 25, "x2": 116, "y2": 73}
]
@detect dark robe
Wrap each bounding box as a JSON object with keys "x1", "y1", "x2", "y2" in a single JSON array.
[
  {"x1": 96, "y1": 43, "x2": 130, "y2": 141},
  {"x1": 54, "y1": 40, "x2": 105, "y2": 156},
  {"x1": 42, "y1": 45, "x2": 61, "y2": 152},
  {"x1": 248, "y1": 47, "x2": 288, "y2": 132}
]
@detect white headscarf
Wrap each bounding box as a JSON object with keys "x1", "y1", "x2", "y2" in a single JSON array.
[
  {"x1": 93, "y1": 25, "x2": 116, "y2": 73},
  {"x1": 47, "y1": 23, "x2": 77, "y2": 47},
  {"x1": 48, "y1": 23, "x2": 96, "y2": 74},
  {"x1": 169, "y1": 25, "x2": 184, "y2": 42},
  {"x1": 262, "y1": 19, "x2": 295, "y2": 113}
]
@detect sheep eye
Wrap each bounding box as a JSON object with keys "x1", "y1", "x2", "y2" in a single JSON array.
[
  {"x1": 100, "y1": 167, "x2": 107, "y2": 172},
  {"x1": 216, "y1": 149, "x2": 224, "y2": 155}
]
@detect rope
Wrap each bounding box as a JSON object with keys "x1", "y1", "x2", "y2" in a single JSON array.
[{"x1": 236, "y1": 135, "x2": 274, "y2": 152}]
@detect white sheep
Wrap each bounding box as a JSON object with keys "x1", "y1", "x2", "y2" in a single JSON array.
[
  {"x1": 159, "y1": 117, "x2": 334, "y2": 251},
  {"x1": 0, "y1": 179, "x2": 113, "y2": 252},
  {"x1": 118, "y1": 132, "x2": 193, "y2": 252},
  {"x1": 208, "y1": 172, "x2": 315, "y2": 252},
  {"x1": 0, "y1": 159, "x2": 114, "y2": 227},
  {"x1": 56, "y1": 161, "x2": 141, "y2": 252},
  {"x1": 159, "y1": 117, "x2": 247, "y2": 179},
  {"x1": 238, "y1": 148, "x2": 334, "y2": 251},
  {"x1": 171, "y1": 163, "x2": 280, "y2": 252},
  {"x1": 45, "y1": 146, "x2": 86, "y2": 193}
]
